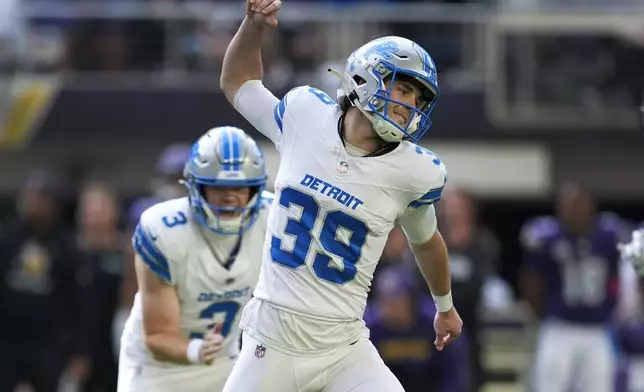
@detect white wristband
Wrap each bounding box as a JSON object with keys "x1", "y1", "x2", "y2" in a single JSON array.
[
  {"x1": 186, "y1": 339, "x2": 204, "y2": 364},
  {"x1": 432, "y1": 292, "x2": 454, "y2": 313}
]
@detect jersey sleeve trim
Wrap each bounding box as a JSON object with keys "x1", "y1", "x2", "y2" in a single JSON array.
[
  {"x1": 273, "y1": 94, "x2": 287, "y2": 133},
  {"x1": 132, "y1": 223, "x2": 172, "y2": 283},
  {"x1": 408, "y1": 184, "x2": 445, "y2": 208}
]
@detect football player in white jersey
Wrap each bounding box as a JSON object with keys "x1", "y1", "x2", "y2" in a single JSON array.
[
  {"x1": 219, "y1": 1, "x2": 463, "y2": 391},
  {"x1": 117, "y1": 126, "x2": 273, "y2": 392}
]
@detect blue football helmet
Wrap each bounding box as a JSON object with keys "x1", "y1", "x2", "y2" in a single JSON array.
[
  {"x1": 331, "y1": 36, "x2": 439, "y2": 143},
  {"x1": 183, "y1": 126, "x2": 267, "y2": 235}
]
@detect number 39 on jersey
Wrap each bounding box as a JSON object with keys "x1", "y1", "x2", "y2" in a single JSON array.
[{"x1": 270, "y1": 187, "x2": 368, "y2": 285}]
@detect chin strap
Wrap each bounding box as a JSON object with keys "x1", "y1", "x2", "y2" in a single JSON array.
[
  {"x1": 335, "y1": 85, "x2": 397, "y2": 159},
  {"x1": 328, "y1": 67, "x2": 409, "y2": 144},
  {"x1": 328, "y1": 68, "x2": 376, "y2": 123}
]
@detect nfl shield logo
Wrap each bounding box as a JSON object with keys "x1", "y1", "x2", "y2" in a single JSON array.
[
  {"x1": 255, "y1": 344, "x2": 266, "y2": 358},
  {"x1": 336, "y1": 161, "x2": 349, "y2": 173}
]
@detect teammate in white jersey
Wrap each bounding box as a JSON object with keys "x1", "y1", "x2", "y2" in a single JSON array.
[
  {"x1": 219, "y1": 1, "x2": 463, "y2": 391},
  {"x1": 117, "y1": 126, "x2": 273, "y2": 392}
]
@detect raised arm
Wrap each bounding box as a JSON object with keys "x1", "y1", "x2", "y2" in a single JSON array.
[
  {"x1": 220, "y1": 18, "x2": 264, "y2": 101},
  {"x1": 220, "y1": 0, "x2": 286, "y2": 148},
  {"x1": 220, "y1": 0, "x2": 281, "y2": 100}
]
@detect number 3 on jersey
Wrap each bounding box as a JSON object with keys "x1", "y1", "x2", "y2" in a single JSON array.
[
  {"x1": 162, "y1": 212, "x2": 188, "y2": 228},
  {"x1": 189, "y1": 301, "x2": 240, "y2": 339},
  {"x1": 270, "y1": 187, "x2": 368, "y2": 284}
]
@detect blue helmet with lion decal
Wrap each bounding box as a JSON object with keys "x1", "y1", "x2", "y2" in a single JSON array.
[{"x1": 330, "y1": 36, "x2": 439, "y2": 144}]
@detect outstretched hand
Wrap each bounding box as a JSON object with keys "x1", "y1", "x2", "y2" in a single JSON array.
[{"x1": 433, "y1": 307, "x2": 463, "y2": 351}]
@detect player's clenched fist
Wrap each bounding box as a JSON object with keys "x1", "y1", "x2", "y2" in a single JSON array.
[
  {"x1": 199, "y1": 324, "x2": 225, "y2": 365},
  {"x1": 247, "y1": 0, "x2": 282, "y2": 27}
]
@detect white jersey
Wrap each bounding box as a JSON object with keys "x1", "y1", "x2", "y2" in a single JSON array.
[
  {"x1": 121, "y1": 194, "x2": 272, "y2": 367},
  {"x1": 233, "y1": 82, "x2": 447, "y2": 355}
]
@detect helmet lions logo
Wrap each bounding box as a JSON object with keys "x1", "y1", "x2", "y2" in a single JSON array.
[
  {"x1": 362, "y1": 40, "x2": 399, "y2": 60},
  {"x1": 190, "y1": 143, "x2": 209, "y2": 168},
  {"x1": 349, "y1": 40, "x2": 399, "y2": 72}
]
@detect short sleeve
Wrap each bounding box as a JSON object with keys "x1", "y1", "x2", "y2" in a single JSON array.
[
  {"x1": 233, "y1": 81, "x2": 308, "y2": 152},
  {"x1": 398, "y1": 204, "x2": 438, "y2": 245},
  {"x1": 132, "y1": 211, "x2": 174, "y2": 284},
  {"x1": 407, "y1": 150, "x2": 448, "y2": 209}
]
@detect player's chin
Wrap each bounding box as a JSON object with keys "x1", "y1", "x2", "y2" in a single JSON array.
[{"x1": 217, "y1": 212, "x2": 242, "y2": 219}]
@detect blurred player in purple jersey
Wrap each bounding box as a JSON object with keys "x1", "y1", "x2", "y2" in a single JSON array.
[
  {"x1": 520, "y1": 183, "x2": 627, "y2": 392},
  {"x1": 365, "y1": 267, "x2": 469, "y2": 392}
]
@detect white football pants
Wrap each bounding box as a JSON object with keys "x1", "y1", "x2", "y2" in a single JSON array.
[{"x1": 222, "y1": 332, "x2": 404, "y2": 392}]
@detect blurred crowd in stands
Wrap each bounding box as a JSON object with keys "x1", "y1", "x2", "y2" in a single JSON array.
[{"x1": 1, "y1": 0, "x2": 642, "y2": 110}]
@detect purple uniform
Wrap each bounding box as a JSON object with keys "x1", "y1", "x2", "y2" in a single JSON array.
[
  {"x1": 522, "y1": 213, "x2": 628, "y2": 392},
  {"x1": 618, "y1": 321, "x2": 644, "y2": 355},
  {"x1": 365, "y1": 297, "x2": 469, "y2": 392},
  {"x1": 521, "y1": 214, "x2": 624, "y2": 324},
  {"x1": 615, "y1": 320, "x2": 644, "y2": 392}
]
